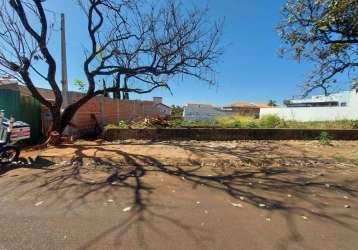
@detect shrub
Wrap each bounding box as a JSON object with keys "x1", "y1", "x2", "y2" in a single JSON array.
[
  {"x1": 247, "y1": 121, "x2": 259, "y2": 128},
  {"x1": 215, "y1": 115, "x2": 256, "y2": 128},
  {"x1": 117, "y1": 120, "x2": 129, "y2": 128},
  {"x1": 232, "y1": 120, "x2": 242, "y2": 128},
  {"x1": 168, "y1": 119, "x2": 184, "y2": 128},
  {"x1": 259, "y1": 115, "x2": 285, "y2": 128},
  {"x1": 215, "y1": 116, "x2": 236, "y2": 128},
  {"x1": 351, "y1": 121, "x2": 358, "y2": 129},
  {"x1": 318, "y1": 131, "x2": 333, "y2": 146}
]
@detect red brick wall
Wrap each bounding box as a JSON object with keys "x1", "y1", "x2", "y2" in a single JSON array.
[
  {"x1": 59, "y1": 97, "x2": 170, "y2": 136},
  {"x1": 1, "y1": 82, "x2": 170, "y2": 137}
]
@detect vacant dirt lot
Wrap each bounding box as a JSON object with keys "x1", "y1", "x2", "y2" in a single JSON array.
[{"x1": 0, "y1": 140, "x2": 358, "y2": 250}]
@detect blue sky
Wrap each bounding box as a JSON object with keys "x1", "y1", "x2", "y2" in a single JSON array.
[{"x1": 35, "y1": 0, "x2": 318, "y2": 106}]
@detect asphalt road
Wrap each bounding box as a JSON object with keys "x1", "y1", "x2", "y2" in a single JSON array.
[{"x1": 0, "y1": 162, "x2": 358, "y2": 250}]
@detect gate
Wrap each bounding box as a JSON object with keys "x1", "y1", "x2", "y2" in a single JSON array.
[{"x1": 0, "y1": 89, "x2": 43, "y2": 143}]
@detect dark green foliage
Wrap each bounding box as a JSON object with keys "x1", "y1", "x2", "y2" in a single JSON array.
[
  {"x1": 247, "y1": 121, "x2": 259, "y2": 128},
  {"x1": 259, "y1": 115, "x2": 286, "y2": 128}
]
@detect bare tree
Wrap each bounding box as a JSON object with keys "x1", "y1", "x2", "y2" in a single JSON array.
[{"x1": 0, "y1": 0, "x2": 222, "y2": 135}]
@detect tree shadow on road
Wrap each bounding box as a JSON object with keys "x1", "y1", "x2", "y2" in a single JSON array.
[{"x1": 1, "y1": 142, "x2": 358, "y2": 249}]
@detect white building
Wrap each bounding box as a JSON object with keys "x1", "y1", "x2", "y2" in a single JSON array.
[{"x1": 261, "y1": 81, "x2": 358, "y2": 122}]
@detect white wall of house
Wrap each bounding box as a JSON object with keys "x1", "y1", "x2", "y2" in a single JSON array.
[
  {"x1": 288, "y1": 91, "x2": 351, "y2": 106},
  {"x1": 260, "y1": 106, "x2": 358, "y2": 121},
  {"x1": 261, "y1": 90, "x2": 358, "y2": 121}
]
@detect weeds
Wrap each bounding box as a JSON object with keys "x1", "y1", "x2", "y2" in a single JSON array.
[
  {"x1": 259, "y1": 115, "x2": 287, "y2": 128},
  {"x1": 105, "y1": 116, "x2": 358, "y2": 130},
  {"x1": 318, "y1": 132, "x2": 333, "y2": 146}
]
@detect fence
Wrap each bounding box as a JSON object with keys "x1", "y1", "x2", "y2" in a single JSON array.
[{"x1": 0, "y1": 89, "x2": 42, "y2": 143}]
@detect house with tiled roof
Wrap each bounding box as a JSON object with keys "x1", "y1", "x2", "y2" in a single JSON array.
[{"x1": 223, "y1": 102, "x2": 277, "y2": 117}]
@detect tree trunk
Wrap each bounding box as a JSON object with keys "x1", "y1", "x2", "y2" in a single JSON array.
[
  {"x1": 123, "y1": 76, "x2": 130, "y2": 100},
  {"x1": 59, "y1": 92, "x2": 97, "y2": 134},
  {"x1": 38, "y1": 107, "x2": 62, "y2": 147},
  {"x1": 50, "y1": 107, "x2": 62, "y2": 133},
  {"x1": 113, "y1": 73, "x2": 121, "y2": 99},
  {"x1": 40, "y1": 101, "x2": 86, "y2": 146},
  {"x1": 59, "y1": 106, "x2": 78, "y2": 134}
]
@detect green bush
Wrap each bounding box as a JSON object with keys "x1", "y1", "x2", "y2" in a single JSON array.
[
  {"x1": 318, "y1": 131, "x2": 333, "y2": 146},
  {"x1": 259, "y1": 115, "x2": 285, "y2": 128},
  {"x1": 232, "y1": 120, "x2": 242, "y2": 128},
  {"x1": 104, "y1": 121, "x2": 129, "y2": 130},
  {"x1": 117, "y1": 120, "x2": 129, "y2": 128},
  {"x1": 247, "y1": 121, "x2": 259, "y2": 128},
  {"x1": 352, "y1": 121, "x2": 358, "y2": 129},
  {"x1": 215, "y1": 115, "x2": 256, "y2": 128},
  {"x1": 168, "y1": 119, "x2": 184, "y2": 128}
]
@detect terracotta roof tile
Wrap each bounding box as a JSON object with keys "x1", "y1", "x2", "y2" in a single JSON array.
[{"x1": 224, "y1": 102, "x2": 277, "y2": 109}]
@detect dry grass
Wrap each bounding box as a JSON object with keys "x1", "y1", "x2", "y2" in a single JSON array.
[{"x1": 105, "y1": 115, "x2": 358, "y2": 129}]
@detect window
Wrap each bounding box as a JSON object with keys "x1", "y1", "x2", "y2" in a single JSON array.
[{"x1": 341, "y1": 102, "x2": 347, "y2": 107}]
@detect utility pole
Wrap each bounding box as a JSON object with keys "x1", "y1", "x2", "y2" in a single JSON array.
[{"x1": 61, "y1": 13, "x2": 69, "y2": 108}]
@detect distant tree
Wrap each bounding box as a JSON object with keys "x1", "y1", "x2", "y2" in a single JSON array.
[
  {"x1": 278, "y1": 0, "x2": 358, "y2": 96},
  {"x1": 268, "y1": 100, "x2": 278, "y2": 107},
  {"x1": 171, "y1": 105, "x2": 184, "y2": 117},
  {"x1": 0, "y1": 0, "x2": 222, "y2": 136},
  {"x1": 112, "y1": 73, "x2": 130, "y2": 100}
]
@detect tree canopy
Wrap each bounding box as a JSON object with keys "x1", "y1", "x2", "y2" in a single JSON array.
[{"x1": 278, "y1": 0, "x2": 358, "y2": 95}]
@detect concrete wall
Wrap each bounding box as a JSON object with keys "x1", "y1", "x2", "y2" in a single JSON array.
[
  {"x1": 103, "y1": 128, "x2": 358, "y2": 141},
  {"x1": 260, "y1": 107, "x2": 358, "y2": 121},
  {"x1": 261, "y1": 90, "x2": 358, "y2": 122}
]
